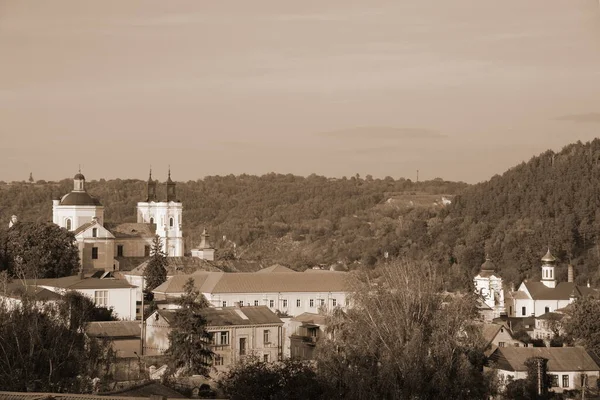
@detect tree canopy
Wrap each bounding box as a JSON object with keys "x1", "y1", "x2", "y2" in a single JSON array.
[
  {"x1": 144, "y1": 235, "x2": 168, "y2": 292},
  {"x1": 0, "y1": 221, "x2": 79, "y2": 278},
  {"x1": 164, "y1": 278, "x2": 213, "y2": 377}
]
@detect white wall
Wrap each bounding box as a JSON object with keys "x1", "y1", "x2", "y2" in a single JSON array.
[
  {"x1": 40, "y1": 286, "x2": 137, "y2": 320},
  {"x1": 137, "y1": 202, "x2": 183, "y2": 256},
  {"x1": 53, "y1": 203, "x2": 104, "y2": 231}
]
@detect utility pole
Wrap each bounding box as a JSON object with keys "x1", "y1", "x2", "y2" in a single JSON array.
[{"x1": 140, "y1": 277, "x2": 145, "y2": 356}]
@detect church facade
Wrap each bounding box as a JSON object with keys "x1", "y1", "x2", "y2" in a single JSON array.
[{"x1": 52, "y1": 170, "x2": 184, "y2": 273}]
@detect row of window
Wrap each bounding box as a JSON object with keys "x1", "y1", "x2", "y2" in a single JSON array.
[
  {"x1": 211, "y1": 330, "x2": 272, "y2": 347},
  {"x1": 221, "y1": 298, "x2": 340, "y2": 308}
]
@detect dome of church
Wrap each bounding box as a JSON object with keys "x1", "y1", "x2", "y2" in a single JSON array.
[
  {"x1": 59, "y1": 192, "x2": 102, "y2": 206},
  {"x1": 74, "y1": 173, "x2": 85, "y2": 180},
  {"x1": 480, "y1": 257, "x2": 496, "y2": 271},
  {"x1": 541, "y1": 249, "x2": 556, "y2": 263}
]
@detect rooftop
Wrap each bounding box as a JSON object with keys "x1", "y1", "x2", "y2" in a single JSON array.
[
  {"x1": 489, "y1": 347, "x2": 600, "y2": 372},
  {"x1": 104, "y1": 223, "x2": 156, "y2": 239},
  {"x1": 523, "y1": 281, "x2": 596, "y2": 301},
  {"x1": 86, "y1": 321, "x2": 141, "y2": 339},
  {"x1": 34, "y1": 276, "x2": 136, "y2": 290},
  {"x1": 156, "y1": 305, "x2": 282, "y2": 327}
]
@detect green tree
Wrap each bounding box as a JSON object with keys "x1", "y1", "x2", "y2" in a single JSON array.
[
  {"x1": 218, "y1": 357, "x2": 326, "y2": 400},
  {"x1": 503, "y1": 357, "x2": 551, "y2": 400},
  {"x1": 316, "y1": 260, "x2": 496, "y2": 400},
  {"x1": 144, "y1": 235, "x2": 168, "y2": 292},
  {"x1": 3, "y1": 222, "x2": 79, "y2": 278},
  {"x1": 0, "y1": 292, "x2": 115, "y2": 392},
  {"x1": 164, "y1": 278, "x2": 213, "y2": 376},
  {"x1": 564, "y1": 295, "x2": 600, "y2": 353}
]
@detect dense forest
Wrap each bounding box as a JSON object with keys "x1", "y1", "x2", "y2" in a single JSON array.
[{"x1": 2, "y1": 139, "x2": 600, "y2": 289}]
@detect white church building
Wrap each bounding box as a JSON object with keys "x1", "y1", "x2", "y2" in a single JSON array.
[{"x1": 52, "y1": 170, "x2": 185, "y2": 273}]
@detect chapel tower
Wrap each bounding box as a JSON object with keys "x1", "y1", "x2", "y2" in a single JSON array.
[{"x1": 540, "y1": 248, "x2": 557, "y2": 288}]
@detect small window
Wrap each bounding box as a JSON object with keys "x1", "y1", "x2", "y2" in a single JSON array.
[
  {"x1": 144, "y1": 245, "x2": 150, "y2": 257},
  {"x1": 296, "y1": 299, "x2": 301, "y2": 307},
  {"x1": 319, "y1": 299, "x2": 325, "y2": 306},
  {"x1": 269, "y1": 299, "x2": 274, "y2": 308},
  {"x1": 65, "y1": 218, "x2": 72, "y2": 231},
  {"x1": 332, "y1": 298, "x2": 337, "y2": 307},
  {"x1": 149, "y1": 217, "x2": 154, "y2": 225},
  {"x1": 254, "y1": 300, "x2": 259, "y2": 306},
  {"x1": 562, "y1": 375, "x2": 569, "y2": 388},
  {"x1": 310, "y1": 299, "x2": 314, "y2": 307},
  {"x1": 169, "y1": 217, "x2": 174, "y2": 228},
  {"x1": 94, "y1": 290, "x2": 108, "y2": 307},
  {"x1": 92, "y1": 247, "x2": 98, "y2": 259},
  {"x1": 239, "y1": 338, "x2": 247, "y2": 356},
  {"x1": 498, "y1": 342, "x2": 505, "y2": 348},
  {"x1": 117, "y1": 245, "x2": 124, "y2": 257},
  {"x1": 263, "y1": 329, "x2": 270, "y2": 344},
  {"x1": 214, "y1": 355, "x2": 224, "y2": 366},
  {"x1": 239, "y1": 300, "x2": 244, "y2": 307},
  {"x1": 282, "y1": 299, "x2": 288, "y2": 308},
  {"x1": 263, "y1": 354, "x2": 269, "y2": 363},
  {"x1": 550, "y1": 375, "x2": 559, "y2": 388},
  {"x1": 222, "y1": 301, "x2": 227, "y2": 307},
  {"x1": 220, "y1": 331, "x2": 229, "y2": 345},
  {"x1": 522, "y1": 307, "x2": 526, "y2": 316},
  {"x1": 545, "y1": 306, "x2": 550, "y2": 313},
  {"x1": 92, "y1": 228, "x2": 97, "y2": 237}
]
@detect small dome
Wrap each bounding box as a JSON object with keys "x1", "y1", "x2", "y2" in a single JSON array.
[
  {"x1": 541, "y1": 249, "x2": 556, "y2": 263},
  {"x1": 74, "y1": 173, "x2": 85, "y2": 180},
  {"x1": 60, "y1": 192, "x2": 101, "y2": 206},
  {"x1": 481, "y1": 257, "x2": 496, "y2": 271}
]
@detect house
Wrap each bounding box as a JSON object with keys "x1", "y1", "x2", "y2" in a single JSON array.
[
  {"x1": 488, "y1": 347, "x2": 600, "y2": 393},
  {"x1": 33, "y1": 275, "x2": 137, "y2": 320},
  {"x1": 144, "y1": 306, "x2": 283, "y2": 372},
  {"x1": 480, "y1": 323, "x2": 526, "y2": 356},
  {"x1": 505, "y1": 250, "x2": 597, "y2": 317},
  {"x1": 0, "y1": 281, "x2": 63, "y2": 309},
  {"x1": 86, "y1": 321, "x2": 141, "y2": 358},
  {"x1": 286, "y1": 312, "x2": 327, "y2": 360},
  {"x1": 532, "y1": 311, "x2": 567, "y2": 341},
  {"x1": 152, "y1": 269, "x2": 350, "y2": 317},
  {"x1": 52, "y1": 170, "x2": 184, "y2": 274}
]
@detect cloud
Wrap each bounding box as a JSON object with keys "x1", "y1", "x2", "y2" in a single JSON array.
[
  {"x1": 555, "y1": 113, "x2": 600, "y2": 123},
  {"x1": 318, "y1": 126, "x2": 446, "y2": 140}
]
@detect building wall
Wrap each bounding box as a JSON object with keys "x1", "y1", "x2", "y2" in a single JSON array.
[
  {"x1": 497, "y1": 369, "x2": 599, "y2": 393},
  {"x1": 491, "y1": 327, "x2": 524, "y2": 348},
  {"x1": 79, "y1": 238, "x2": 115, "y2": 272},
  {"x1": 114, "y1": 237, "x2": 154, "y2": 258},
  {"x1": 137, "y1": 202, "x2": 183, "y2": 256},
  {"x1": 41, "y1": 286, "x2": 136, "y2": 320},
  {"x1": 52, "y1": 203, "x2": 104, "y2": 231},
  {"x1": 204, "y1": 291, "x2": 348, "y2": 317},
  {"x1": 111, "y1": 338, "x2": 141, "y2": 358}
]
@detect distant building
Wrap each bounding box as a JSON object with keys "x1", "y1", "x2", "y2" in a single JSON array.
[
  {"x1": 505, "y1": 249, "x2": 596, "y2": 317},
  {"x1": 152, "y1": 268, "x2": 350, "y2": 317},
  {"x1": 86, "y1": 321, "x2": 141, "y2": 358},
  {"x1": 474, "y1": 257, "x2": 505, "y2": 318},
  {"x1": 144, "y1": 306, "x2": 283, "y2": 372},
  {"x1": 488, "y1": 347, "x2": 600, "y2": 393},
  {"x1": 52, "y1": 170, "x2": 183, "y2": 274},
  {"x1": 286, "y1": 312, "x2": 327, "y2": 360}
]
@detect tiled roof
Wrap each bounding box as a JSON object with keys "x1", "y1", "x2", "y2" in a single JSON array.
[
  {"x1": 34, "y1": 276, "x2": 136, "y2": 290},
  {"x1": 72, "y1": 221, "x2": 97, "y2": 236},
  {"x1": 480, "y1": 323, "x2": 503, "y2": 346},
  {"x1": 536, "y1": 312, "x2": 565, "y2": 321},
  {"x1": 2, "y1": 283, "x2": 63, "y2": 301},
  {"x1": 114, "y1": 257, "x2": 149, "y2": 272},
  {"x1": 257, "y1": 265, "x2": 296, "y2": 273},
  {"x1": 86, "y1": 321, "x2": 141, "y2": 339},
  {"x1": 59, "y1": 191, "x2": 102, "y2": 206},
  {"x1": 492, "y1": 316, "x2": 536, "y2": 332},
  {"x1": 292, "y1": 312, "x2": 327, "y2": 325},
  {"x1": 488, "y1": 347, "x2": 600, "y2": 372},
  {"x1": 156, "y1": 306, "x2": 282, "y2": 327},
  {"x1": 153, "y1": 271, "x2": 349, "y2": 295},
  {"x1": 104, "y1": 223, "x2": 155, "y2": 239},
  {"x1": 523, "y1": 281, "x2": 594, "y2": 300},
  {"x1": 126, "y1": 257, "x2": 222, "y2": 276}
]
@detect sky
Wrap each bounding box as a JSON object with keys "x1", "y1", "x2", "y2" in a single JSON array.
[{"x1": 1, "y1": 0, "x2": 600, "y2": 184}]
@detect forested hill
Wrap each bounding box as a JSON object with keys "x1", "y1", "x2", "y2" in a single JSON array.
[
  {"x1": 436, "y1": 139, "x2": 600, "y2": 288},
  {"x1": 3, "y1": 139, "x2": 600, "y2": 288},
  {"x1": 0, "y1": 174, "x2": 465, "y2": 270}
]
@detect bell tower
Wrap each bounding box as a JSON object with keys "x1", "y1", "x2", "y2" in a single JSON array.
[
  {"x1": 146, "y1": 168, "x2": 157, "y2": 202},
  {"x1": 166, "y1": 167, "x2": 177, "y2": 202},
  {"x1": 540, "y1": 248, "x2": 557, "y2": 288}
]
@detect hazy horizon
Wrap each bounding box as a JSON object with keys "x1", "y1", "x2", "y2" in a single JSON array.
[{"x1": 1, "y1": 0, "x2": 600, "y2": 184}]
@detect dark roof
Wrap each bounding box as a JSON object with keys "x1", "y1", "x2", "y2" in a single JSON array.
[
  {"x1": 153, "y1": 270, "x2": 350, "y2": 294},
  {"x1": 480, "y1": 258, "x2": 496, "y2": 271},
  {"x1": 523, "y1": 281, "x2": 595, "y2": 301},
  {"x1": 74, "y1": 173, "x2": 85, "y2": 180},
  {"x1": 488, "y1": 347, "x2": 600, "y2": 372},
  {"x1": 86, "y1": 321, "x2": 141, "y2": 339},
  {"x1": 34, "y1": 276, "x2": 136, "y2": 290},
  {"x1": 493, "y1": 316, "x2": 536, "y2": 332},
  {"x1": 105, "y1": 223, "x2": 155, "y2": 239},
  {"x1": 541, "y1": 249, "x2": 557, "y2": 263},
  {"x1": 2, "y1": 282, "x2": 63, "y2": 301},
  {"x1": 60, "y1": 191, "x2": 102, "y2": 206},
  {"x1": 537, "y1": 312, "x2": 566, "y2": 321},
  {"x1": 157, "y1": 306, "x2": 282, "y2": 327}
]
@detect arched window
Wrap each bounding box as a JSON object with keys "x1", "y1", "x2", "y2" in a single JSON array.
[
  {"x1": 92, "y1": 228, "x2": 98, "y2": 238},
  {"x1": 149, "y1": 217, "x2": 154, "y2": 225},
  {"x1": 169, "y1": 217, "x2": 174, "y2": 228},
  {"x1": 65, "y1": 218, "x2": 72, "y2": 231}
]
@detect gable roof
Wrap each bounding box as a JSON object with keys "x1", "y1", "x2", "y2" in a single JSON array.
[
  {"x1": 86, "y1": 321, "x2": 141, "y2": 339},
  {"x1": 257, "y1": 265, "x2": 296, "y2": 273},
  {"x1": 523, "y1": 281, "x2": 595, "y2": 301},
  {"x1": 292, "y1": 312, "x2": 327, "y2": 326},
  {"x1": 104, "y1": 223, "x2": 155, "y2": 239},
  {"x1": 153, "y1": 270, "x2": 349, "y2": 295},
  {"x1": 155, "y1": 306, "x2": 282, "y2": 327},
  {"x1": 2, "y1": 282, "x2": 63, "y2": 301},
  {"x1": 481, "y1": 323, "x2": 503, "y2": 345},
  {"x1": 34, "y1": 276, "x2": 136, "y2": 290},
  {"x1": 489, "y1": 347, "x2": 600, "y2": 372}
]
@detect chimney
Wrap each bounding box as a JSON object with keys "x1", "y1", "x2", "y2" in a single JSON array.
[{"x1": 568, "y1": 264, "x2": 574, "y2": 283}]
